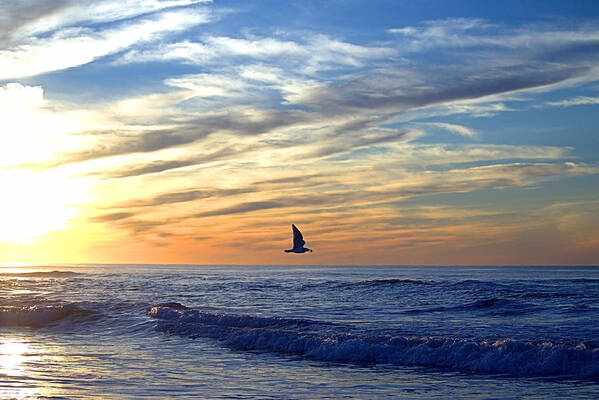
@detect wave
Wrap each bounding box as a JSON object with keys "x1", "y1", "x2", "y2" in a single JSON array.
[
  {"x1": 517, "y1": 291, "x2": 578, "y2": 299},
  {"x1": 300, "y1": 278, "x2": 432, "y2": 291},
  {"x1": 149, "y1": 303, "x2": 599, "y2": 378},
  {"x1": 330, "y1": 278, "x2": 516, "y2": 291},
  {"x1": 449, "y1": 279, "x2": 511, "y2": 290},
  {"x1": 404, "y1": 297, "x2": 537, "y2": 316},
  {"x1": 1, "y1": 270, "x2": 78, "y2": 278},
  {"x1": 0, "y1": 303, "x2": 95, "y2": 327},
  {"x1": 151, "y1": 303, "x2": 329, "y2": 330},
  {"x1": 354, "y1": 278, "x2": 431, "y2": 287}
]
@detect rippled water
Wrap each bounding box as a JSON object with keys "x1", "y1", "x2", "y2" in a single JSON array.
[{"x1": 1, "y1": 265, "x2": 598, "y2": 399}]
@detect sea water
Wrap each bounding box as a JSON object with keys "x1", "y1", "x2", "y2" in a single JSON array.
[{"x1": 1, "y1": 265, "x2": 598, "y2": 399}]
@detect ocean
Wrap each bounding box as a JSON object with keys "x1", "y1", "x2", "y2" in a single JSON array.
[{"x1": 1, "y1": 265, "x2": 598, "y2": 399}]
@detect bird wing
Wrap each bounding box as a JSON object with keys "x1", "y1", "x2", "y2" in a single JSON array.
[{"x1": 292, "y1": 224, "x2": 306, "y2": 248}]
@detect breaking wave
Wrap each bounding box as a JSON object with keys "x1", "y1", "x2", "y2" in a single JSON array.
[{"x1": 150, "y1": 303, "x2": 599, "y2": 378}]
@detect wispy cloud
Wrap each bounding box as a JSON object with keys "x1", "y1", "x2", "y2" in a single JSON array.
[
  {"x1": 118, "y1": 33, "x2": 394, "y2": 74},
  {"x1": 387, "y1": 18, "x2": 599, "y2": 53},
  {"x1": 194, "y1": 201, "x2": 285, "y2": 218},
  {"x1": 92, "y1": 212, "x2": 134, "y2": 222},
  {"x1": 0, "y1": 6, "x2": 212, "y2": 79},
  {"x1": 546, "y1": 96, "x2": 599, "y2": 107},
  {"x1": 418, "y1": 122, "x2": 477, "y2": 138},
  {"x1": 101, "y1": 148, "x2": 238, "y2": 178},
  {"x1": 1, "y1": 0, "x2": 211, "y2": 42},
  {"x1": 101, "y1": 161, "x2": 597, "y2": 231},
  {"x1": 0, "y1": 0, "x2": 71, "y2": 44},
  {"x1": 126, "y1": 187, "x2": 255, "y2": 208}
]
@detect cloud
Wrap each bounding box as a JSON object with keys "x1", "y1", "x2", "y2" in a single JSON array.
[
  {"x1": 204, "y1": 35, "x2": 305, "y2": 58},
  {"x1": 1, "y1": 0, "x2": 211, "y2": 42},
  {"x1": 117, "y1": 173, "x2": 331, "y2": 209},
  {"x1": 383, "y1": 144, "x2": 570, "y2": 167},
  {"x1": 193, "y1": 201, "x2": 285, "y2": 217},
  {"x1": 87, "y1": 158, "x2": 599, "y2": 245},
  {"x1": 118, "y1": 33, "x2": 394, "y2": 75},
  {"x1": 151, "y1": 20, "x2": 599, "y2": 123},
  {"x1": 448, "y1": 162, "x2": 592, "y2": 180},
  {"x1": 0, "y1": 6, "x2": 211, "y2": 79},
  {"x1": 252, "y1": 173, "x2": 325, "y2": 186},
  {"x1": 305, "y1": 129, "x2": 412, "y2": 159},
  {"x1": 126, "y1": 187, "x2": 255, "y2": 208},
  {"x1": 420, "y1": 122, "x2": 477, "y2": 138},
  {"x1": 189, "y1": 191, "x2": 353, "y2": 219},
  {"x1": 111, "y1": 18, "x2": 599, "y2": 121},
  {"x1": 297, "y1": 65, "x2": 587, "y2": 115},
  {"x1": 121, "y1": 219, "x2": 167, "y2": 233},
  {"x1": 361, "y1": 162, "x2": 599, "y2": 207},
  {"x1": 546, "y1": 96, "x2": 599, "y2": 107},
  {"x1": 0, "y1": 0, "x2": 71, "y2": 44},
  {"x1": 103, "y1": 174, "x2": 331, "y2": 215},
  {"x1": 21, "y1": 105, "x2": 319, "y2": 170},
  {"x1": 60, "y1": 128, "x2": 207, "y2": 164},
  {"x1": 193, "y1": 236, "x2": 211, "y2": 241},
  {"x1": 92, "y1": 211, "x2": 134, "y2": 222},
  {"x1": 95, "y1": 146, "x2": 242, "y2": 178},
  {"x1": 44, "y1": 18, "x2": 593, "y2": 177},
  {"x1": 0, "y1": 82, "x2": 44, "y2": 110},
  {"x1": 387, "y1": 18, "x2": 599, "y2": 54},
  {"x1": 179, "y1": 162, "x2": 594, "y2": 220}
]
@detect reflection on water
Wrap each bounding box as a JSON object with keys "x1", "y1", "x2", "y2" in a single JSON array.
[
  {"x1": 0, "y1": 339, "x2": 30, "y2": 399},
  {"x1": 0, "y1": 337, "x2": 62, "y2": 399},
  {"x1": 0, "y1": 339, "x2": 28, "y2": 377}
]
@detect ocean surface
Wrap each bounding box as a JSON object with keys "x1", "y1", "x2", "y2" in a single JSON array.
[{"x1": 1, "y1": 265, "x2": 598, "y2": 399}]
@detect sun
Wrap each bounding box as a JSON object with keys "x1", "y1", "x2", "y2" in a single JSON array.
[
  {"x1": 0, "y1": 170, "x2": 84, "y2": 243},
  {"x1": 0, "y1": 83, "x2": 90, "y2": 244}
]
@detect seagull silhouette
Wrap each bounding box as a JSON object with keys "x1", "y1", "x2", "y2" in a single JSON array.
[{"x1": 284, "y1": 224, "x2": 312, "y2": 253}]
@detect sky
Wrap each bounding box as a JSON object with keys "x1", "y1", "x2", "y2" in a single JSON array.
[{"x1": 1, "y1": 0, "x2": 599, "y2": 266}]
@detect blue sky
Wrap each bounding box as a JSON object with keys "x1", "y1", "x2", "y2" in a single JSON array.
[{"x1": 1, "y1": 0, "x2": 598, "y2": 265}]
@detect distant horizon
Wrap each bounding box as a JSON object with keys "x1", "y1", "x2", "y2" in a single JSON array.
[
  {"x1": 2, "y1": 0, "x2": 599, "y2": 266},
  {"x1": 2, "y1": 262, "x2": 598, "y2": 269}
]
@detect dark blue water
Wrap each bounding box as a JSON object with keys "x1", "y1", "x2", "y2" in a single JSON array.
[{"x1": 1, "y1": 265, "x2": 598, "y2": 399}]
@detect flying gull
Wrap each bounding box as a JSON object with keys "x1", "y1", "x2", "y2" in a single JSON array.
[{"x1": 284, "y1": 224, "x2": 312, "y2": 253}]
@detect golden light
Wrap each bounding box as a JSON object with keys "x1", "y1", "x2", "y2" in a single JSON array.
[
  {"x1": 0, "y1": 83, "x2": 82, "y2": 166},
  {"x1": 0, "y1": 340, "x2": 29, "y2": 378},
  {"x1": 0, "y1": 82, "x2": 92, "y2": 244},
  {"x1": 0, "y1": 170, "x2": 85, "y2": 243}
]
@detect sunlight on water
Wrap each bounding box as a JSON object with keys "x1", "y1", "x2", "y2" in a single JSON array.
[
  {"x1": 0, "y1": 339, "x2": 32, "y2": 399},
  {"x1": 0, "y1": 264, "x2": 34, "y2": 274},
  {"x1": 0, "y1": 338, "x2": 66, "y2": 399},
  {"x1": 0, "y1": 339, "x2": 28, "y2": 378}
]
